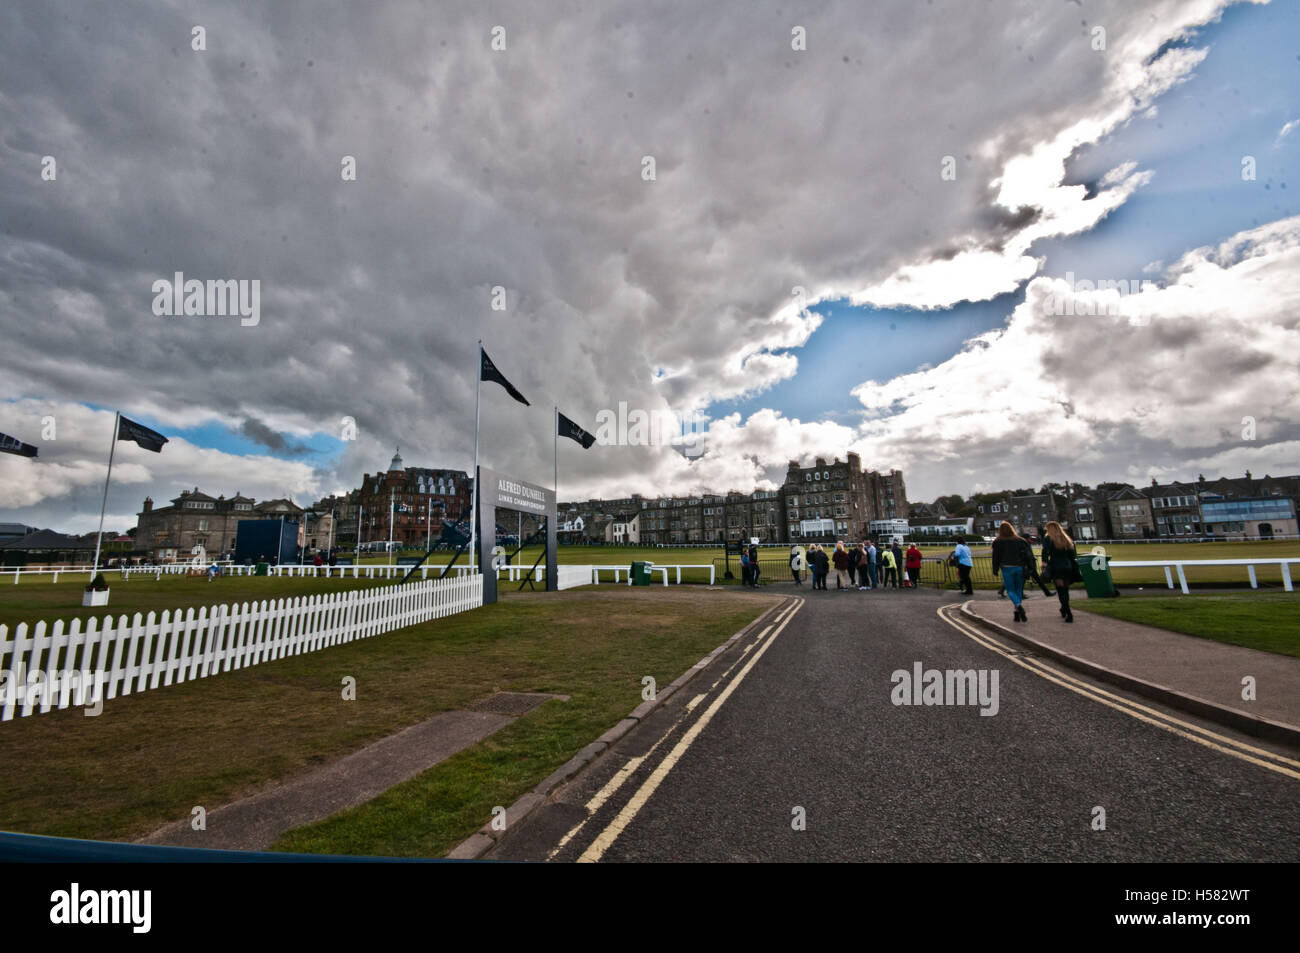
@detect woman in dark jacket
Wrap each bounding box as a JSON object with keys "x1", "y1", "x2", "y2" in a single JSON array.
[
  {"x1": 990, "y1": 521, "x2": 1032, "y2": 623},
  {"x1": 812, "y1": 544, "x2": 830, "y2": 590},
  {"x1": 1041, "y1": 520, "x2": 1078, "y2": 623}
]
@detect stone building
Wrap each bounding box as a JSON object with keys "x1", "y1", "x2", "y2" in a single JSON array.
[
  {"x1": 134, "y1": 488, "x2": 256, "y2": 560},
  {"x1": 563, "y1": 451, "x2": 907, "y2": 545},
  {"x1": 782, "y1": 453, "x2": 906, "y2": 541},
  {"x1": 1106, "y1": 487, "x2": 1155, "y2": 539}
]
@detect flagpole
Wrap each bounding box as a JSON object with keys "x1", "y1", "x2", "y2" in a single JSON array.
[
  {"x1": 554, "y1": 405, "x2": 559, "y2": 563},
  {"x1": 470, "y1": 340, "x2": 482, "y2": 572},
  {"x1": 356, "y1": 503, "x2": 363, "y2": 562},
  {"x1": 388, "y1": 486, "x2": 394, "y2": 566},
  {"x1": 91, "y1": 412, "x2": 119, "y2": 580}
]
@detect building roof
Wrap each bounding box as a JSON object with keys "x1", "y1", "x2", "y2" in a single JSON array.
[{"x1": 0, "y1": 529, "x2": 97, "y2": 551}]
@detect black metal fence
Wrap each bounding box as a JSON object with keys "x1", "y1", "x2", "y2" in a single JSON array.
[{"x1": 712, "y1": 553, "x2": 1005, "y2": 588}]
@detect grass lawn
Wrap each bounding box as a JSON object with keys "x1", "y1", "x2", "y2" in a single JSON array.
[
  {"x1": 0, "y1": 576, "x2": 393, "y2": 632},
  {"x1": 0, "y1": 587, "x2": 778, "y2": 855},
  {"x1": 1075, "y1": 591, "x2": 1300, "y2": 658},
  {"x1": 352, "y1": 539, "x2": 1300, "y2": 590}
]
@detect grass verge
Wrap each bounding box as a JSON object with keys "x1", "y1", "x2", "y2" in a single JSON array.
[
  {"x1": 1074, "y1": 591, "x2": 1300, "y2": 658},
  {"x1": 0, "y1": 587, "x2": 777, "y2": 852}
]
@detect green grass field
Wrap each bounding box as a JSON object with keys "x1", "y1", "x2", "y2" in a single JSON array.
[
  {"x1": 1075, "y1": 591, "x2": 1300, "y2": 658},
  {"x1": 6, "y1": 540, "x2": 1299, "y2": 625},
  {"x1": 0, "y1": 587, "x2": 778, "y2": 853},
  {"x1": 0, "y1": 576, "x2": 395, "y2": 632}
]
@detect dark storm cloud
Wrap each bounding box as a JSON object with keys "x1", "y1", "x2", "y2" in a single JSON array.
[{"x1": 0, "y1": 0, "x2": 1261, "y2": 523}]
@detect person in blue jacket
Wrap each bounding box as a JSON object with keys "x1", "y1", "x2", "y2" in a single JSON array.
[{"x1": 951, "y1": 535, "x2": 974, "y2": 594}]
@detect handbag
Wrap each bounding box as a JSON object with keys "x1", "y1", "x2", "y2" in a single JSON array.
[{"x1": 1020, "y1": 539, "x2": 1037, "y2": 573}]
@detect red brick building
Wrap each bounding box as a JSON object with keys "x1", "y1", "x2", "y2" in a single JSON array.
[{"x1": 355, "y1": 450, "x2": 472, "y2": 550}]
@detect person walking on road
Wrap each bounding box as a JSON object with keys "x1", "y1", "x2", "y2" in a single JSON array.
[
  {"x1": 891, "y1": 540, "x2": 904, "y2": 585},
  {"x1": 904, "y1": 543, "x2": 923, "y2": 590},
  {"x1": 748, "y1": 542, "x2": 761, "y2": 588},
  {"x1": 991, "y1": 521, "x2": 1033, "y2": 623},
  {"x1": 832, "y1": 541, "x2": 849, "y2": 590},
  {"x1": 790, "y1": 545, "x2": 803, "y2": 586},
  {"x1": 951, "y1": 536, "x2": 974, "y2": 594},
  {"x1": 1041, "y1": 521, "x2": 1079, "y2": 623},
  {"x1": 847, "y1": 542, "x2": 861, "y2": 587}
]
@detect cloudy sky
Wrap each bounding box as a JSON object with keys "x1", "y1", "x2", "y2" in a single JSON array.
[{"x1": 1, "y1": 0, "x2": 1297, "y2": 533}]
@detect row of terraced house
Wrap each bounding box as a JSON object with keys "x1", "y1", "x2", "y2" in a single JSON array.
[
  {"x1": 953, "y1": 471, "x2": 1300, "y2": 542},
  {"x1": 558, "y1": 453, "x2": 908, "y2": 545}
]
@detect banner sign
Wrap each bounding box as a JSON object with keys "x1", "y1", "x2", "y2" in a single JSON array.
[{"x1": 477, "y1": 465, "x2": 557, "y2": 605}]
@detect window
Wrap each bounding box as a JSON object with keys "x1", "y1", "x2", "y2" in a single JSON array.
[{"x1": 198, "y1": 519, "x2": 208, "y2": 531}]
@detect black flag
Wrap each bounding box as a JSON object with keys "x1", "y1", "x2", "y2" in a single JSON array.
[
  {"x1": 480, "y1": 348, "x2": 530, "y2": 406},
  {"x1": 558, "y1": 412, "x2": 596, "y2": 449},
  {"x1": 117, "y1": 415, "x2": 169, "y2": 452},
  {"x1": 0, "y1": 432, "x2": 38, "y2": 458}
]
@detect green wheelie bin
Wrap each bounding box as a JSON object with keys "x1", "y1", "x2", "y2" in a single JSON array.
[
  {"x1": 1076, "y1": 553, "x2": 1118, "y2": 598},
  {"x1": 630, "y1": 561, "x2": 654, "y2": 586}
]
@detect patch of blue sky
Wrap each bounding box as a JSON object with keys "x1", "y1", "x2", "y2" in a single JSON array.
[{"x1": 709, "y1": 0, "x2": 1296, "y2": 427}]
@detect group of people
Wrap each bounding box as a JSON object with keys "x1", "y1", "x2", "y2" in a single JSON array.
[
  {"x1": 987, "y1": 520, "x2": 1080, "y2": 623},
  {"x1": 791, "y1": 539, "x2": 923, "y2": 591}
]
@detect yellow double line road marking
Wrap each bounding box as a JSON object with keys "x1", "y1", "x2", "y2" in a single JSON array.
[
  {"x1": 938, "y1": 604, "x2": 1300, "y2": 781},
  {"x1": 569, "y1": 597, "x2": 804, "y2": 862}
]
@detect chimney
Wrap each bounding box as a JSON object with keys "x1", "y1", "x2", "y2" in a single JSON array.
[{"x1": 143, "y1": 497, "x2": 153, "y2": 512}]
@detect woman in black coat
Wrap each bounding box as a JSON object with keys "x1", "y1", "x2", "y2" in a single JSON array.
[{"x1": 1040, "y1": 520, "x2": 1079, "y2": 622}]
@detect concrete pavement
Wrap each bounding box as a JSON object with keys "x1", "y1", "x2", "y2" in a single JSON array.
[{"x1": 962, "y1": 588, "x2": 1300, "y2": 743}]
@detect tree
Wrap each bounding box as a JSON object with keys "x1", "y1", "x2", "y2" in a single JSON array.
[{"x1": 936, "y1": 494, "x2": 965, "y2": 514}]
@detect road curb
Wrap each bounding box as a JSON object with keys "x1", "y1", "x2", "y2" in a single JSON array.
[
  {"x1": 958, "y1": 601, "x2": 1300, "y2": 748},
  {"x1": 444, "y1": 595, "x2": 794, "y2": 860}
]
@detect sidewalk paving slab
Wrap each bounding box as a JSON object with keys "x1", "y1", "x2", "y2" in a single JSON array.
[
  {"x1": 962, "y1": 590, "x2": 1300, "y2": 745},
  {"x1": 138, "y1": 709, "x2": 515, "y2": 851}
]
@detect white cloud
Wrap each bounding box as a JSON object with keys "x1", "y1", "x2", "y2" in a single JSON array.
[
  {"x1": 0, "y1": 401, "x2": 320, "y2": 533},
  {"x1": 0, "y1": 0, "x2": 1274, "y2": 522}
]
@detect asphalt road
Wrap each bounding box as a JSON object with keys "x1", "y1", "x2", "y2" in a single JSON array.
[{"x1": 486, "y1": 585, "x2": 1300, "y2": 862}]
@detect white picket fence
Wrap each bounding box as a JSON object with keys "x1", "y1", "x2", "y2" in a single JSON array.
[{"x1": 0, "y1": 575, "x2": 483, "y2": 721}]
